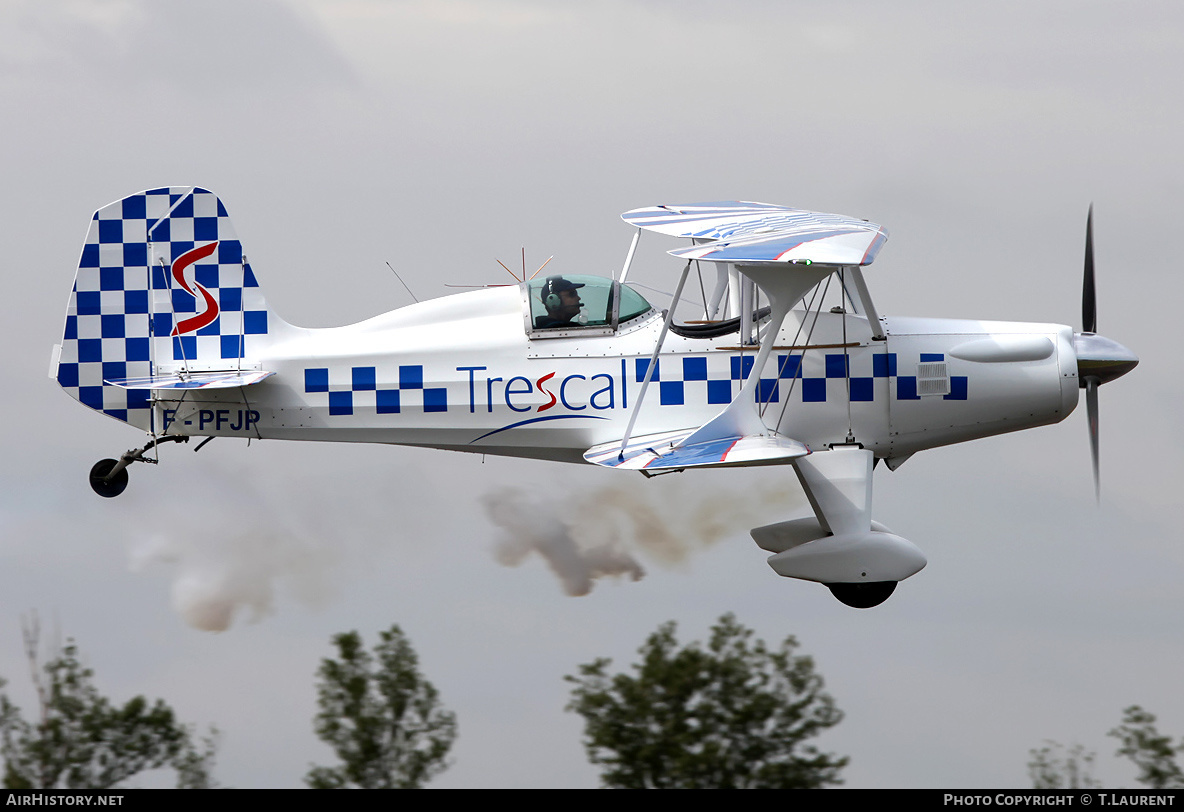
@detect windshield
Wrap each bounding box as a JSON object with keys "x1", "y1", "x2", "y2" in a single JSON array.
[{"x1": 617, "y1": 283, "x2": 651, "y2": 323}]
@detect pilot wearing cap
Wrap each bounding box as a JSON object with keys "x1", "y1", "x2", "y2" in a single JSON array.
[{"x1": 535, "y1": 276, "x2": 585, "y2": 329}]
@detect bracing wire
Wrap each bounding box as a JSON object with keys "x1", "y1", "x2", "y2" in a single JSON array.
[
  {"x1": 840, "y1": 267, "x2": 854, "y2": 443},
  {"x1": 767, "y1": 274, "x2": 833, "y2": 429},
  {"x1": 386, "y1": 261, "x2": 420, "y2": 303}
]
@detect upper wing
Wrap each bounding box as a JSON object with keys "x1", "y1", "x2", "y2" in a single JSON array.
[{"x1": 621, "y1": 202, "x2": 888, "y2": 267}]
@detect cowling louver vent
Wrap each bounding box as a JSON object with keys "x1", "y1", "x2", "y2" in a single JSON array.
[{"x1": 917, "y1": 362, "x2": 950, "y2": 396}]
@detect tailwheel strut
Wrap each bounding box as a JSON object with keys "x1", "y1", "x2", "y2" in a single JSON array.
[{"x1": 89, "y1": 435, "x2": 189, "y2": 498}]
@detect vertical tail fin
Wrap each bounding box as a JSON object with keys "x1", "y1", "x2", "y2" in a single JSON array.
[{"x1": 53, "y1": 186, "x2": 289, "y2": 428}]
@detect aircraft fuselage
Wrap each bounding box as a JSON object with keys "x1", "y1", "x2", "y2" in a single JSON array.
[{"x1": 147, "y1": 283, "x2": 1080, "y2": 468}]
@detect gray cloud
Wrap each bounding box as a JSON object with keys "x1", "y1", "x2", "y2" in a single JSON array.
[{"x1": 0, "y1": 0, "x2": 354, "y2": 95}]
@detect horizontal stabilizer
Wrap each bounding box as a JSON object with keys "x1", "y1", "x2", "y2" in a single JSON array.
[
  {"x1": 585, "y1": 431, "x2": 808, "y2": 471},
  {"x1": 621, "y1": 202, "x2": 888, "y2": 267},
  {"x1": 104, "y1": 370, "x2": 275, "y2": 390}
]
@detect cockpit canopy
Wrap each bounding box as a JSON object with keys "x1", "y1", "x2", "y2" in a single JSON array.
[{"x1": 523, "y1": 274, "x2": 653, "y2": 338}]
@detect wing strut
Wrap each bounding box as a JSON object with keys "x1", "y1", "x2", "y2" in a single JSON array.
[
  {"x1": 707, "y1": 263, "x2": 729, "y2": 320},
  {"x1": 618, "y1": 228, "x2": 641, "y2": 283},
  {"x1": 677, "y1": 264, "x2": 830, "y2": 447},
  {"x1": 847, "y1": 266, "x2": 886, "y2": 340},
  {"x1": 617, "y1": 260, "x2": 692, "y2": 460},
  {"x1": 739, "y1": 272, "x2": 757, "y2": 345}
]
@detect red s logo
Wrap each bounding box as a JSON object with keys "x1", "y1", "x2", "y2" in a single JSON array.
[
  {"x1": 170, "y1": 242, "x2": 220, "y2": 336},
  {"x1": 536, "y1": 372, "x2": 557, "y2": 412}
]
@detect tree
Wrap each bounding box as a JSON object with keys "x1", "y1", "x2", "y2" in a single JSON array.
[
  {"x1": 1028, "y1": 741, "x2": 1100, "y2": 789},
  {"x1": 306, "y1": 625, "x2": 457, "y2": 789},
  {"x1": 0, "y1": 621, "x2": 216, "y2": 789},
  {"x1": 1109, "y1": 705, "x2": 1184, "y2": 789},
  {"x1": 565, "y1": 613, "x2": 847, "y2": 789}
]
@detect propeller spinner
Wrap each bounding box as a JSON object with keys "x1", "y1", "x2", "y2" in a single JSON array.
[{"x1": 1071, "y1": 205, "x2": 1138, "y2": 500}]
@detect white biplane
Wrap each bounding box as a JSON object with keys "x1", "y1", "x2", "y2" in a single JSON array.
[{"x1": 51, "y1": 188, "x2": 1137, "y2": 607}]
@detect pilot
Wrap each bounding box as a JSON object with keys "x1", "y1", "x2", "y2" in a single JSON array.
[{"x1": 535, "y1": 276, "x2": 585, "y2": 329}]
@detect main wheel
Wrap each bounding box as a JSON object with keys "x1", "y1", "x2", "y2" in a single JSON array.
[
  {"x1": 89, "y1": 459, "x2": 128, "y2": 498},
  {"x1": 826, "y1": 581, "x2": 897, "y2": 609}
]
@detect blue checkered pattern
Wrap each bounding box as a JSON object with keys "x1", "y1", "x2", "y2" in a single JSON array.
[
  {"x1": 303, "y1": 364, "x2": 449, "y2": 416},
  {"x1": 56, "y1": 187, "x2": 276, "y2": 425},
  {"x1": 634, "y1": 352, "x2": 967, "y2": 406}
]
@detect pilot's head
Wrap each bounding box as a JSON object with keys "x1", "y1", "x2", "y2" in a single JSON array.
[{"x1": 541, "y1": 276, "x2": 584, "y2": 322}]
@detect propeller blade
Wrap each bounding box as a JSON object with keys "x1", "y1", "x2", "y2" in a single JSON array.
[
  {"x1": 1082, "y1": 204, "x2": 1096, "y2": 333},
  {"x1": 1086, "y1": 377, "x2": 1099, "y2": 502}
]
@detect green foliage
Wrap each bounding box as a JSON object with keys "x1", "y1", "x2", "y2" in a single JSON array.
[
  {"x1": 1028, "y1": 741, "x2": 1100, "y2": 789},
  {"x1": 565, "y1": 613, "x2": 846, "y2": 789},
  {"x1": 306, "y1": 625, "x2": 457, "y2": 789},
  {"x1": 0, "y1": 641, "x2": 215, "y2": 789},
  {"x1": 173, "y1": 729, "x2": 221, "y2": 789},
  {"x1": 1109, "y1": 705, "x2": 1184, "y2": 789}
]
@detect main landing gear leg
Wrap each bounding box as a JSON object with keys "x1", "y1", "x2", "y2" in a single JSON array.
[{"x1": 89, "y1": 435, "x2": 189, "y2": 498}]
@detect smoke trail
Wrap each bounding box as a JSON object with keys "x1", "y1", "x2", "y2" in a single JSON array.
[
  {"x1": 482, "y1": 488, "x2": 644, "y2": 596},
  {"x1": 129, "y1": 526, "x2": 338, "y2": 632},
  {"x1": 482, "y1": 475, "x2": 805, "y2": 596},
  {"x1": 126, "y1": 468, "x2": 341, "y2": 633}
]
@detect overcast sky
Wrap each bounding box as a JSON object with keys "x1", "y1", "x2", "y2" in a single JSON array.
[{"x1": 2, "y1": 0, "x2": 1181, "y2": 789}]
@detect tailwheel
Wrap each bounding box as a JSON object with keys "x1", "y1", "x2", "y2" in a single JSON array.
[
  {"x1": 87, "y1": 435, "x2": 190, "y2": 498},
  {"x1": 826, "y1": 581, "x2": 897, "y2": 609},
  {"x1": 89, "y1": 459, "x2": 128, "y2": 498}
]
